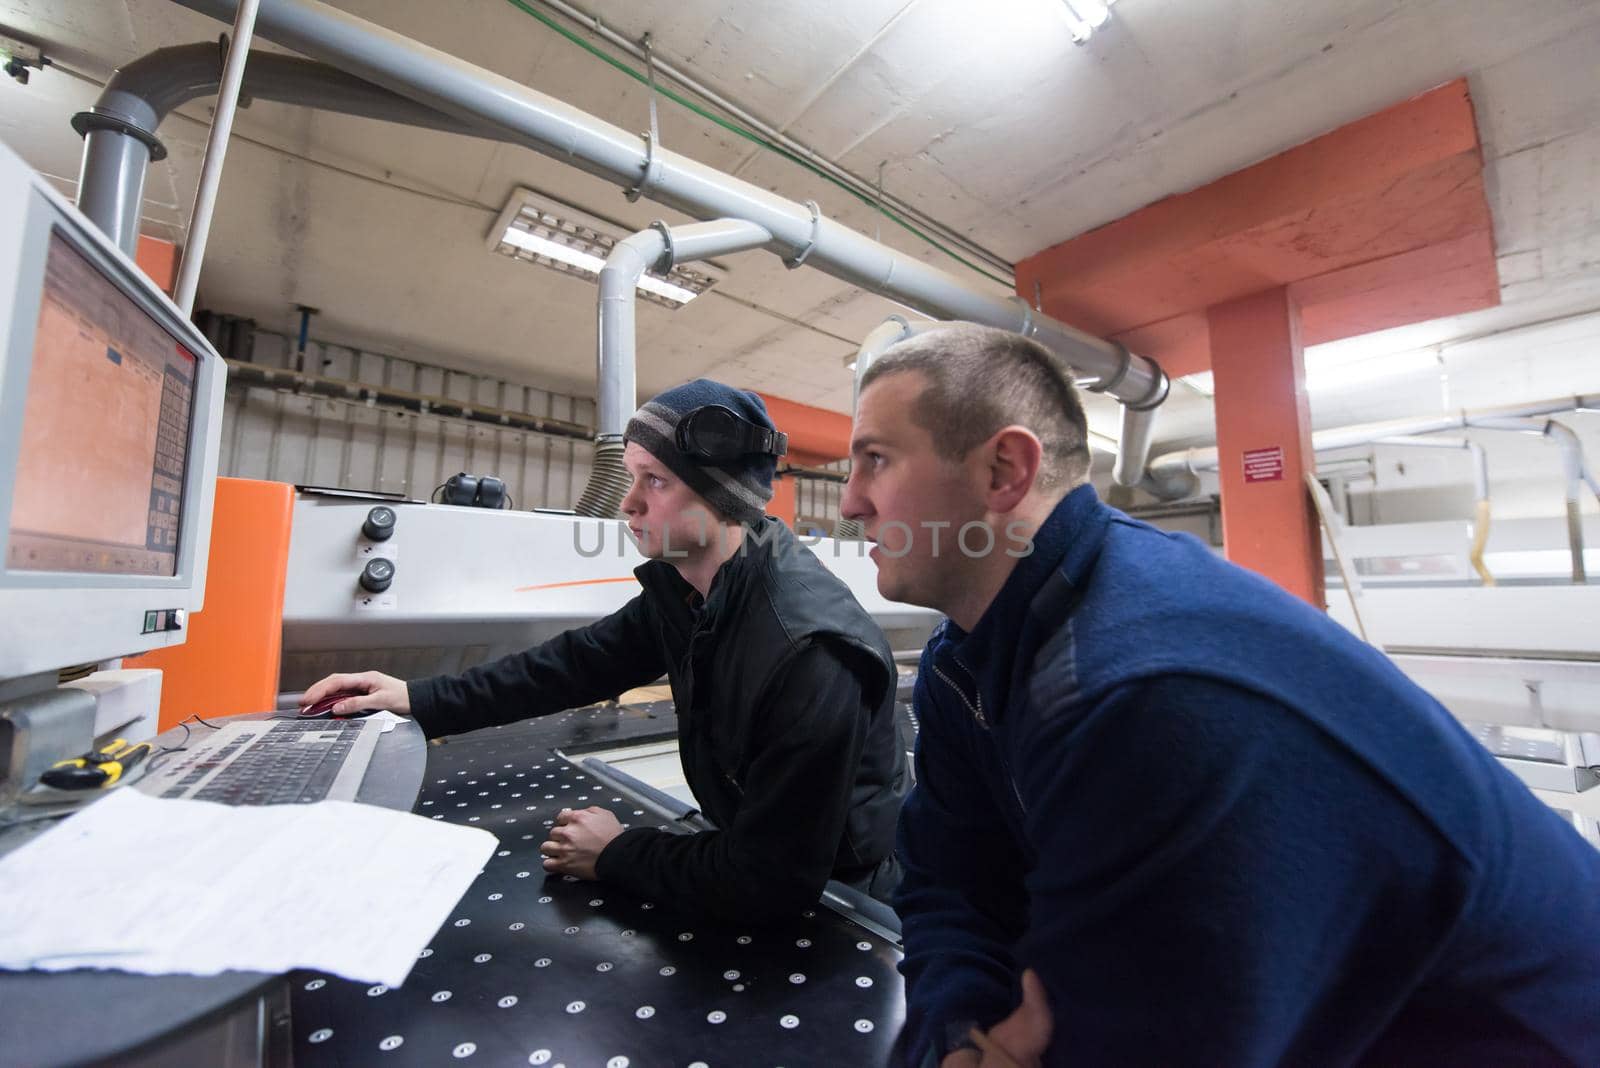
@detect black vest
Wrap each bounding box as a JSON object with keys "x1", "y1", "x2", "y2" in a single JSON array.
[{"x1": 635, "y1": 519, "x2": 906, "y2": 877}]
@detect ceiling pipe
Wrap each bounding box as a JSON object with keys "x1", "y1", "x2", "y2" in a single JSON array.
[
  {"x1": 72, "y1": 42, "x2": 491, "y2": 255},
  {"x1": 830, "y1": 315, "x2": 936, "y2": 540},
  {"x1": 528, "y1": 0, "x2": 1013, "y2": 279},
  {"x1": 1145, "y1": 393, "x2": 1600, "y2": 500},
  {"x1": 167, "y1": 0, "x2": 1170, "y2": 485},
  {"x1": 850, "y1": 315, "x2": 936, "y2": 409},
  {"x1": 1373, "y1": 436, "x2": 1493, "y2": 586},
  {"x1": 575, "y1": 218, "x2": 775, "y2": 518},
  {"x1": 1373, "y1": 436, "x2": 1489, "y2": 503}
]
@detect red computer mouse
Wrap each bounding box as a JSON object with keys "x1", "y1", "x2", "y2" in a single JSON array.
[{"x1": 297, "y1": 690, "x2": 378, "y2": 719}]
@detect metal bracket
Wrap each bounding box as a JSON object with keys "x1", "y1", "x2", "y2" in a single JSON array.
[
  {"x1": 648, "y1": 220, "x2": 676, "y2": 271},
  {"x1": 625, "y1": 127, "x2": 662, "y2": 202},
  {"x1": 1085, "y1": 341, "x2": 1133, "y2": 394},
  {"x1": 1009, "y1": 295, "x2": 1037, "y2": 339},
  {"x1": 626, "y1": 33, "x2": 663, "y2": 203},
  {"x1": 1123, "y1": 358, "x2": 1171, "y2": 411},
  {"x1": 70, "y1": 109, "x2": 169, "y2": 161},
  {"x1": 783, "y1": 200, "x2": 823, "y2": 269}
]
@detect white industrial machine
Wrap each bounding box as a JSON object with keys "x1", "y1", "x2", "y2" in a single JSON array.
[{"x1": 274, "y1": 492, "x2": 939, "y2": 693}]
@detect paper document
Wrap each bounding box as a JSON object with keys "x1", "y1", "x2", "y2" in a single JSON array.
[
  {"x1": 0, "y1": 788, "x2": 496, "y2": 987},
  {"x1": 367, "y1": 709, "x2": 406, "y2": 734}
]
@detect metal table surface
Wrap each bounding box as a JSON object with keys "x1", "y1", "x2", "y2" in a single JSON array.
[
  {"x1": 288, "y1": 702, "x2": 907, "y2": 1067},
  {"x1": 0, "y1": 712, "x2": 427, "y2": 1067}
]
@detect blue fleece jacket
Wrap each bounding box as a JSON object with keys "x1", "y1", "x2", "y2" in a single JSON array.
[{"x1": 894, "y1": 484, "x2": 1600, "y2": 1067}]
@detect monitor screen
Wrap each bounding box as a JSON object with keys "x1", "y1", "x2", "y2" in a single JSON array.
[{"x1": 6, "y1": 230, "x2": 196, "y2": 577}]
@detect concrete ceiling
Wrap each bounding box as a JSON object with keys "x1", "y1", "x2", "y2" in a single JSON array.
[{"x1": 2, "y1": 0, "x2": 1599, "y2": 455}]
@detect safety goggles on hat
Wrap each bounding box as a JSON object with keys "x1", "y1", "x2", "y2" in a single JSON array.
[{"x1": 675, "y1": 404, "x2": 788, "y2": 463}]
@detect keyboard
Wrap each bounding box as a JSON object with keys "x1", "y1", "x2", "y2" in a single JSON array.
[{"x1": 135, "y1": 718, "x2": 383, "y2": 805}]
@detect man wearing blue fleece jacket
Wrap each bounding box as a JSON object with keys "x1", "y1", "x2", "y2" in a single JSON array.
[{"x1": 839, "y1": 322, "x2": 1600, "y2": 1068}]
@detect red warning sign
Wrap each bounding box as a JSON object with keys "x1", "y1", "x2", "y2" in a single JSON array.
[{"x1": 1243, "y1": 445, "x2": 1285, "y2": 483}]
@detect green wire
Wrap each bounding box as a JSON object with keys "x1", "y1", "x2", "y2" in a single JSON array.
[{"x1": 501, "y1": 0, "x2": 1015, "y2": 289}]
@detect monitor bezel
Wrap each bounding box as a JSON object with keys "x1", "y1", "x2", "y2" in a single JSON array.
[{"x1": 0, "y1": 188, "x2": 220, "y2": 592}]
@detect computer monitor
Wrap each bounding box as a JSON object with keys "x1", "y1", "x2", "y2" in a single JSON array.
[{"x1": 0, "y1": 139, "x2": 226, "y2": 683}]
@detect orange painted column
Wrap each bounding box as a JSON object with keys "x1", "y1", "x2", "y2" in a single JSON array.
[
  {"x1": 135, "y1": 236, "x2": 179, "y2": 295},
  {"x1": 1208, "y1": 287, "x2": 1324, "y2": 607},
  {"x1": 755, "y1": 393, "x2": 851, "y2": 530},
  {"x1": 768, "y1": 476, "x2": 798, "y2": 526}
]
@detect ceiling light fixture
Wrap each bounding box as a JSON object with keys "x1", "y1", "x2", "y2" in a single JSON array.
[
  {"x1": 1060, "y1": 0, "x2": 1117, "y2": 43},
  {"x1": 488, "y1": 188, "x2": 720, "y2": 309}
]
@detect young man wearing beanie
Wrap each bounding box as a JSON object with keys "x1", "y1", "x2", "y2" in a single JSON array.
[{"x1": 303, "y1": 379, "x2": 908, "y2": 922}]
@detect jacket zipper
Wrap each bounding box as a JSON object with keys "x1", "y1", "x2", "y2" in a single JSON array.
[{"x1": 932, "y1": 658, "x2": 1029, "y2": 817}]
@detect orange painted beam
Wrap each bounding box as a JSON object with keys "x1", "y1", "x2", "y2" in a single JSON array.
[
  {"x1": 1112, "y1": 314, "x2": 1211, "y2": 379},
  {"x1": 135, "y1": 236, "x2": 179, "y2": 296},
  {"x1": 1116, "y1": 231, "x2": 1500, "y2": 378},
  {"x1": 1017, "y1": 79, "x2": 1498, "y2": 374},
  {"x1": 755, "y1": 392, "x2": 852, "y2": 462},
  {"x1": 1209, "y1": 289, "x2": 1323, "y2": 607},
  {"x1": 1292, "y1": 230, "x2": 1499, "y2": 344}
]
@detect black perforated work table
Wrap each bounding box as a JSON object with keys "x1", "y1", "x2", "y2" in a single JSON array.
[{"x1": 288, "y1": 701, "x2": 907, "y2": 1067}]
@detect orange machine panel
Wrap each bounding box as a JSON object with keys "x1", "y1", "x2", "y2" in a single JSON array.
[{"x1": 126, "y1": 478, "x2": 294, "y2": 731}]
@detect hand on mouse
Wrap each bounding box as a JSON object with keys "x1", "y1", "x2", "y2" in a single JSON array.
[
  {"x1": 539, "y1": 806, "x2": 624, "y2": 881},
  {"x1": 299, "y1": 671, "x2": 411, "y2": 718}
]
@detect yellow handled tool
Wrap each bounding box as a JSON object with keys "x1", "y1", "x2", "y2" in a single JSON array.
[{"x1": 40, "y1": 738, "x2": 154, "y2": 790}]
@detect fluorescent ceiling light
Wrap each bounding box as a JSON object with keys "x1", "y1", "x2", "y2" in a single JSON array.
[
  {"x1": 488, "y1": 188, "x2": 720, "y2": 309},
  {"x1": 499, "y1": 226, "x2": 607, "y2": 274}
]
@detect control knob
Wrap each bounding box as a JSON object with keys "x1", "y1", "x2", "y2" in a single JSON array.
[
  {"x1": 363, "y1": 505, "x2": 396, "y2": 541},
  {"x1": 359, "y1": 557, "x2": 395, "y2": 593}
]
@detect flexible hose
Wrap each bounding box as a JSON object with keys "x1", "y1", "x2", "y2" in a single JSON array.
[
  {"x1": 1469, "y1": 498, "x2": 1495, "y2": 586},
  {"x1": 575, "y1": 438, "x2": 631, "y2": 518}
]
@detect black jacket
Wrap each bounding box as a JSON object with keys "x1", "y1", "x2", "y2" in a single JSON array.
[{"x1": 408, "y1": 519, "x2": 907, "y2": 921}]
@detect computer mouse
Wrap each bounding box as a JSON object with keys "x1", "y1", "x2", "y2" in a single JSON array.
[{"x1": 297, "y1": 690, "x2": 378, "y2": 718}]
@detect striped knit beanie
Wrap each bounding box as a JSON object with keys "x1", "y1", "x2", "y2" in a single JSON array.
[{"x1": 623, "y1": 379, "x2": 779, "y2": 525}]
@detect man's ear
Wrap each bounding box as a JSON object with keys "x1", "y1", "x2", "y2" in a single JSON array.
[{"x1": 985, "y1": 426, "x2": 1044, "y2": 513}]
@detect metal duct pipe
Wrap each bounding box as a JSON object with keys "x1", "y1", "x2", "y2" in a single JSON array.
[
  {"x1": 1468, "y1": 416, "x2": 1598, "y2": 584},
  {"x1": 1373, "y1": 436, "x2": 1489, "y2": 504},
  {"x1": 170, "y1": 0, "x2": 1170, "y2": 485},
  {"x1": 850, "y1": 315, "x2": 933, "y2": 409},
  {"x1": 832, "y1": 316, "x2": 932, "y2": 540},
  {"x1": 1373, "y1": 436, "x2": 1494, "y2": 585},
  {"x1": 72, "y1": 42, "x2": 484, "y2": 254},
  {"x1": 75, "y1": 129, "x2": 154, "y2": 255},
  {"x1": 1145, "y1": 392, "x2": 1600, "y2": 500},
  {"x1": 575, "y1": 218, "x2": 774, "y2": 518},
  {"x1": 531, "y1": 0, "x2": 1011, "y2": 279}
]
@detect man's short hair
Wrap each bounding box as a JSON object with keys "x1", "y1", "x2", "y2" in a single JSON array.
[{"x1": 860, "y1": 323, "x2": 1092, "y2": 494}]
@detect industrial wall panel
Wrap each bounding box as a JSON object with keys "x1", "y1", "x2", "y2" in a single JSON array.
[{"x1": 218, "y1": 331, "x2": 595, "y2": 511}]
